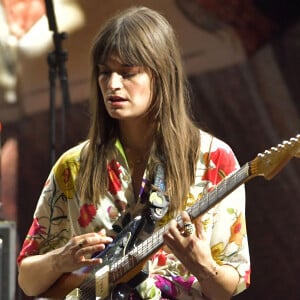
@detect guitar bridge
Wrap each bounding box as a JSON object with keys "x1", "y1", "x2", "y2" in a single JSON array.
[{"x1": 65, "y1": 288, "x2": 80, "y2": 299}]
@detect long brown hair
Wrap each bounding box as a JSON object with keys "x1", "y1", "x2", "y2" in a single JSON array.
[{"x1": 76, "y1": 6, "x2": 200, "y2": 215}]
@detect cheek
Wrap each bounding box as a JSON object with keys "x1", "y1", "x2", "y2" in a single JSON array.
[
  {"x1": 138, "y1": 78, "x2": 152, "y2": 100},
  {"x1": 132, "y1": 86, "x2": 151, "y2": 108},
  {"x1": 98, "y1": 77, "x2": 103, "y2": 89},
  {"x1": 145, "y1": 84, "x2": 153, "y2": 105}
]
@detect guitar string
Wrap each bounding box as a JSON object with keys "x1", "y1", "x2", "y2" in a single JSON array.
[
  {"x1": 78, "y1": 229, "x2": 166, "y2": 299},
  {"x1": 79, "y1": 165, "x2": 250, "y2": 297},
  {"x1": 108, "y1": 164, "x2": 249, "y2": 278},
  {"x1": 77, "y1": 163, "x2": 250, "y2": 298}
]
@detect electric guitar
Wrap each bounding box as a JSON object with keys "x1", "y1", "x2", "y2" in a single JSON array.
[{"x1": 41, "y1": 134, "x2": 300, "y2": 300}]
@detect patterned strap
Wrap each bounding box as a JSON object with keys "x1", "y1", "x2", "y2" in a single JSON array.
[{"x1": 143, "y1": 163, "x2": 169, "y2": 230}]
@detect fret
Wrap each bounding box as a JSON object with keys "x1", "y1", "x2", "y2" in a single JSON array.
[
  {"x1": 109, "y1": 225, "x2": 167, "y2": 283},
  {"x1": 187, "y1": 163, "x2": 250, "y2": 220},
  {"x1": 109, "y1": 164, "x2": 253, "y2": 284}
]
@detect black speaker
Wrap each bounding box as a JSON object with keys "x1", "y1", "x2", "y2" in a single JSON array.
[{"x1": 0, "y1": 221, "x2": 16, "y2": 300}]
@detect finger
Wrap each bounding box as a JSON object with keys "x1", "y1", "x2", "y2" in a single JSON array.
[
  {"x1": 180, "y1": 211, "x2": 192, "y2": 224},
  {"x1": 73, "y1": 251, "x2": 103, "y2": 267},
  {"x1": 163, "y1": 220, "x2": 182, "y2": 246},
  {"x1": 180, "y1": 211, "x2": 195, "y2": 237},
  {"x1": 76, "y1": 233, "x2": 113, "y2": 248},
  {"x1": 166, "y1": 219, "x2": 181, "y2": 239},
  {"x1": 77, "y1": 243, "x2": 106, "y2": 256},
  {"x1": 98, "y1": 228, "x2": 108, "y2": 236},
  {"x1": 81, "y1": 257, "x2": 103, "y2": 266},
  {"x1": 75, "y1": 241, "x2": 107, "y2": 265},
  {"x1": 193, "y1": 215, "x2": 206, "y2": 240},
  {"x1": 78, "y1": 238, "x2": 86, "y2": 249}
]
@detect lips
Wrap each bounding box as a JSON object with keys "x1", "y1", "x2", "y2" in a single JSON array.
[
  {"x1": 108, "y1": 96, "x2": 126, "y2": 102},
  {"x1": 107, "y1": 95, "x2": 127, "y2": 108}
]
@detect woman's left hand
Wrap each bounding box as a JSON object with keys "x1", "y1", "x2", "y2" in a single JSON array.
[{"x1": 163, "y1": 211, "x2": 217, "y2": 280}]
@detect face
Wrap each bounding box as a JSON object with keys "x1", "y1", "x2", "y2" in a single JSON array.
[{"x1": 98, "y1": 55, "x2": 153, "y2": 121}]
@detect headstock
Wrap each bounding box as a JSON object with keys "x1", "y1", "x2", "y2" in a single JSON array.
[{"x1": 250, "y1": 134, "x2": 300, "y2": 180}]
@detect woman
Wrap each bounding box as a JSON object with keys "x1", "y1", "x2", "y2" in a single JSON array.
[{"x1": 18, "y1": 6, "x2": 250, "y2": 300}]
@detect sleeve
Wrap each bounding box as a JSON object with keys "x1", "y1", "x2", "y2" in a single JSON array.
[
  {"x1": 17, "y1": 156, "x2": 72, "y2": 265},
  {"x1": 201, "y1": 136, "x2": 251, "y2": 295}
]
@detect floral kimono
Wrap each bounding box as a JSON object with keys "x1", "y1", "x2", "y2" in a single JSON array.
[{"x1": 18, "y1": 130, "x2": 250, "y2": 299}]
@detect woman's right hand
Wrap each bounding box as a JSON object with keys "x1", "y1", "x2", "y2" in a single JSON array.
[
  {"x1": 18, "y1": 228, "x2": 113, "y2": 297},
  {"x1": 53, "y1": 228, "x2": 113, "y2": 273}
]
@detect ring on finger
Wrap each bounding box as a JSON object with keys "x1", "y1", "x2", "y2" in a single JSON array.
[{"x1": 183, "y1": 222, "x2": 195, "y2": 236}]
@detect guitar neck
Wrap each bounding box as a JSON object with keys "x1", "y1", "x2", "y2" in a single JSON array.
[
  {"x1": 109, "y1": 162, "x2": 251, "y2": 282},
  {"x1": 41, "y1": 134, "x2": 299, "y2": 298},
  {"x1": 186, "y1": 162, "x2": 251, "y2": 223}
]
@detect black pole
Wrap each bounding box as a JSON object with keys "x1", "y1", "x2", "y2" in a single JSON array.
[
  {"x1": 45, "y1": 0, "x2": 70, "y2": 166},
  {"x1": 0, "y1": 122, "x2": 3, "y2": 220}
]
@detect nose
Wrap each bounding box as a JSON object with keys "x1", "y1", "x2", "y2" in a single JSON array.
[{"x1": 107, "y1": 72, "x2": 122, "y2": 90}]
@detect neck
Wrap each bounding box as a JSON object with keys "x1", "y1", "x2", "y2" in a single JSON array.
[{"x1": 118, "y1": 119, "x2": 156, "y2": 152}]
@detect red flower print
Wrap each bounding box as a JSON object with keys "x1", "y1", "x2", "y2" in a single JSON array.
[
  {"x1": 78, "y1": 203, "x2": 97, "y2": 227},
  {"x1": 107, "y1": 160, "x2": 122, "y2": 195},
  {"x1": 152, "y1": 249, "x2": 167, "y2": 266},
  {"x1": 244, "y1": 268, "x2": 251, "y2": 287},
  {"x1": 28, "y1": 217, "x2": 47, "y2": 236},
  {"x1": 17, "y1": 239, "x2": 40, "y2": 264},
  {"x1": 44, "y1": 178, "x2": 50, "y2": 187},
  {"x1": 229, "y1": 213, "x2": 246, "y2": 246},
  {"x1": 202, "y1": 148, "x2": 237, "y2": 184},
  {"x1": 17, "y1": 218, "x2": 45, "y2": 264}
]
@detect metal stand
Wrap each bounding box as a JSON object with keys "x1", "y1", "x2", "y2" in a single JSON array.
[
  {"x1": 0, "y1": 122, "x2": 2, "y2": 221},
  {"x1": 45, "y1": 0, "x2": 71, "y2": 166}
]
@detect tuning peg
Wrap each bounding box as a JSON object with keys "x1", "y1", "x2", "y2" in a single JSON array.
[
  {"x1": 270, "y1": 146, "x2": 279, "y2": 152},
  {"x1": 283, "y1": 140, "x2": 291, "y2": 145}
]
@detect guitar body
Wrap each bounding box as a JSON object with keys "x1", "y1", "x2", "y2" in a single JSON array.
[
  {"x1": 95, "y1": 215, "x2": 145, "y2": 264},
  {"x1": 43, "y1": 216, "x2": 147, "y2": 299}
]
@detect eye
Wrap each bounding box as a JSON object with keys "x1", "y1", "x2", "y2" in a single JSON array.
[
  {"x1": 98, "y1": 70, "x2": 111, "y2": 80},
  {"x1": 121, "y1": 72, "x2": 136, "y2": 79},
  {"x1": 98, "y1": 64, "x2": 109, "y2": 77},
  {"x1": 121, "y1": 66, "x2": 141, "y2": 79}
]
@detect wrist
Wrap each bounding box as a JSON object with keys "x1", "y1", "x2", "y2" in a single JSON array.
[
  {"x1": 47, "y1": 248, "x2": 64, "y2": 274},
  {"x1": 198, "y1": 261, "x2": 219, "y2": 282}
]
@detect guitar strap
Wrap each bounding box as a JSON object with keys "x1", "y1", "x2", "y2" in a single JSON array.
[
  {"x1": 109, "y1": 163, "x2": 169, "y2": 298},
  {"x1": 142, "y1": 163, "x2": 169, "y2": 234}
]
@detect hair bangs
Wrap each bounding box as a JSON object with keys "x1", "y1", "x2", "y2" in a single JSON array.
[{"x1": 94, "y1": 20, "x2": 147, "y2": 68}]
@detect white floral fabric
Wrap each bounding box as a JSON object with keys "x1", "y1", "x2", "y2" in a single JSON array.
[{"x1": 18, "y1": 130, "x2": 250, "y2": 299}]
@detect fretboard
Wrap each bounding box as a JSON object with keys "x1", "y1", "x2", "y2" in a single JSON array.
[{"x1": 109, "y1": 162, "x2": 251, "y2": 283}]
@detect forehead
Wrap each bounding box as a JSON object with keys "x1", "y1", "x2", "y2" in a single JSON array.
[
  {"x1": 99, "y1": 55, "x2": 144, "y2": 72},
  {"x1": 100, "y1": 54, "x2": 128, "y2": 66},
  {"x1": 95, "y1": 36, "x2": 143, "y2": 66}
]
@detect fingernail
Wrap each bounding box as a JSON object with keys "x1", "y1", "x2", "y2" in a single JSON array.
[{"x1": 99, "y1": 228, "x2": 106, "y2": 235}]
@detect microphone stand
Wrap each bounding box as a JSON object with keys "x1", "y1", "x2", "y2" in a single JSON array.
[
  {"x1": 0, "y1": 122, "x2": 3, "y2": 220},
  {"x1": 45, "y1": 0, "x2": 70, "y2": 166}
]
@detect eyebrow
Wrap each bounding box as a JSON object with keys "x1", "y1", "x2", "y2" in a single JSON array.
[{"x1": 98, "y1": 61, "x2": 136, "y2": 68}]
